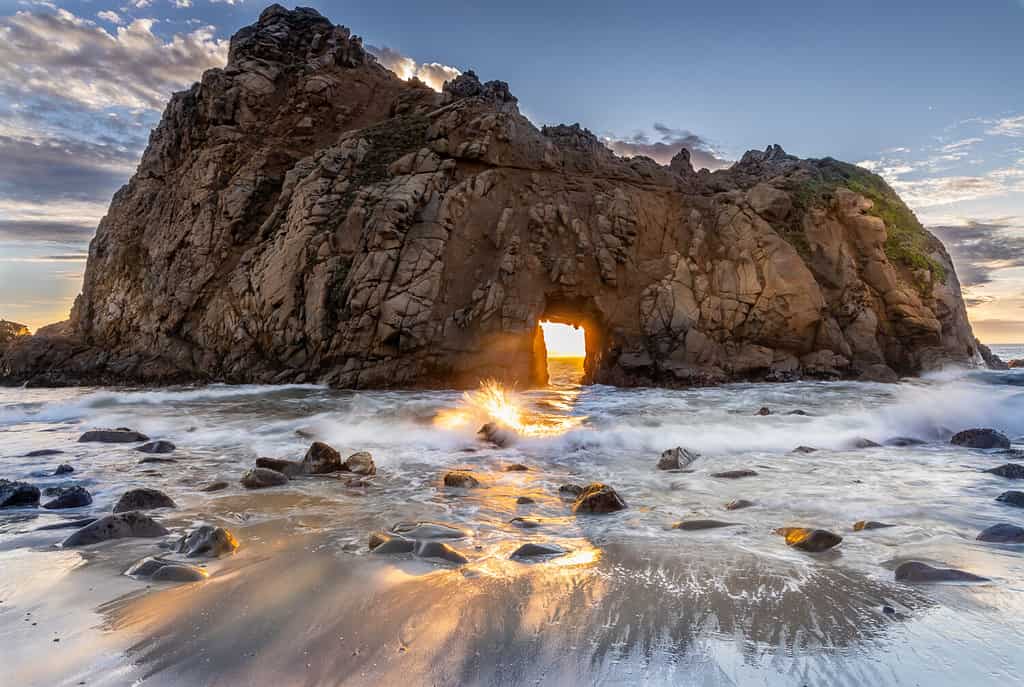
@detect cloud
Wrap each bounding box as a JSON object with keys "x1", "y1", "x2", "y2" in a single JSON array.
[
  {"x1": 0, "y1": 219, "x2": 96, "y2": 244},
  {"x1": 0, "y1": 8, "x2": 228, "y2": 111},
  {"x1": 366, "y1": 45, "x2": 460, "y2": 92},
  {"x1": 96, "y1": 10, "x2": 121, "y2": 25},
  {"x1": 604, "y1": 123, "x2": 732, "y2": 170},
  {"x1": 987, "y1": 115, "x2": 1024, "y2": 138},
  {"x1": 930, "y1": 218, "x2": 1024, "y2": 287},
  {"x1": 941, "y1": 137, "x2": 983, "y2": 152}
]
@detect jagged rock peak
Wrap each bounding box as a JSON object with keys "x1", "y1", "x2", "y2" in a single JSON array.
[
  {"x1": 442, "y1": 70, "x2": 518, "y2": 111},
  {"x1": 228, "y1": 4, "x2": 367, "y2": 68},
  {"x1": 669, "y1": 147, "x2": 695, "y2": 176},
  {"x1": 735, "y1": 144, "x2": 796, "y2": 169},
  {"x1": 541, "y1": 123, "x2": 611, "y2": 155}
]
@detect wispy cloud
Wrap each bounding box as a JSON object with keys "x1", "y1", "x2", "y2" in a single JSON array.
[
  {"x1": 604, "y1": 123, "x2": 732, "y2": 170},
  {"x1": 366, "y1": 45, "x2": 461, "y2": 92},
  {"x1": 987, "y1": 115, "x2": 1024, "y2": 138},
  {"x1": 930, "y1": 218, "x2": 1024, "y2": 287}
]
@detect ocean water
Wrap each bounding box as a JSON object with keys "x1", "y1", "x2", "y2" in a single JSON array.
[{"x1": 1, "y1": 358, "x2": 1023, "y2": 685}]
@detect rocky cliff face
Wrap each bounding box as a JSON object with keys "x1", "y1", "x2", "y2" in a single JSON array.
[{"x1": 2, "y1": 5, "x2": 981, "y2": 387}]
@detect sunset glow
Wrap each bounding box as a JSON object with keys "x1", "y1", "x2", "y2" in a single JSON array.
[{"x1": 540, "y1": 321, "x2": 586, "y2": 358}]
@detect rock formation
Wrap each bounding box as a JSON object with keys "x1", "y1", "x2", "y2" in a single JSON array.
[{"x1": 1, "y1": 5, "x2": 983, "y2": 388}]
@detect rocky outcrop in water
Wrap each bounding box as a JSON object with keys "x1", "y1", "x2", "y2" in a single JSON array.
[{"x1": 0, "y1": 5, "x2": 984, "y2": 389}]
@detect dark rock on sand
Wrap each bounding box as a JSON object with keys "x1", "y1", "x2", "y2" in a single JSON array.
[
  {"x1": 113, "y1": 488, "x2": 176, "y2": 513},
  {"x1": 725, "y1": 499, "x2": 754, "y2": 510},
  {"x1": 510, "y1": 517, "x2": 541, "y2": 529},
  {"x1": 478, "y1": 422, "x2": 514, "y2": 447},
  {"x1": 787, "y1": 409, "x2": 810, "y2": 416},
  {"x1": 985, "y1": 464, "x2": 1024, "y2": 479},
  {"x1": 78, "y1": 429, "x2": 149, "y2": 443},
  {"x1": 127, "y1": 556, "x2": 207, "y2": 582},
  {"x1": 792, "y1": 446, "x2": 817, "y2": 454},
  {"x1": 0, "y1": 479, "x2": 40, "y2": 507},
  {"x1": 177, "y1": 525, "x2": 239, "y2": 557},
  {"x1": 895, "y1": 561, "x2": 989, "y2": 583},
  {"x1": 951, "y1": 428, "x2": 1011, "y2": 450},
  {"x1": 368, "y1": 532, "x2": 416, "y2": 554},
  {"x1": 848, "y1": 438, "x2": 881, "y2": 449},
  {"x1": 516, "y1": 496, "x2": 535, "y2": 504},
  {"x1": 443, "y1": 470, "x2": 480, "y2": 488},
  {"x1": 711, "y1": 469, "x2": 758, "y2": 479},
  {"x1": 511, "y1": 543, "x2": 567, "y2": 559},
  {"x1": 241, "y1": 467, "x2": 289, "y2": 489},
  {"x1": 53, "y1": 463, "x2": 74, "y2": 475},
  {"x1": 503, "y1": 463, "x2": 529, "y2": 472},
  {"x1": 200, "y1": 480, "x2": 229, "y2": 492},
  {"x1": 853, "y1": 520, "x2": 894, "y2": 531},
  {"x1": 391, "y1": 521, "x2": 468, "y2": 540},
  {"x1": 27, "y1": 449, "x2": 64, "y2": 457},
  {"x1": 885, "y1": 436, "x2": 925, "y2": 447},
  {"x1": 976, "y1": 523, "x2": 1024, "y2": 543},
  {"x1": 657, "y1": 447, "x2": 698, "y2": 470},
  {"x1": 343, "y1": 451, "x2": 376, "y2": 476},
  {"x1": 996, "y1": 491, "x2": 1024, "y2": 508},
  {"x1": 139, "y1": 456, "x2": 177, "y2": 464},
  {"x1": 558, "y1": 484, "x2": 584, "y2": 497},
  {"x1": 256, "y1": 457, "x2": 303, "y2": 477},
  {"x1": 301, "y1": 441, "x2": 343, "y2": 474},
  {"x1": 671, "y1": 519, "x2": 737, "y2": 531},
  {"x1": 776, "y1": 527, "x2": 842, "y2": 552},
  {"x1": 36, "y1": 517, "x2": 97, "y2": 531},
  {"x1": 137, "y1": 440, "x2": 176, "y2": 454},
  {"x1": 572, "y1": 483, "x2": 626, "y2": 514},
  {"x1": 63, "y1": 511, "x2": 169, "y2": 546},
  {"x1": 42, "y1": 486, "x2": 92, "y2": 509},
  {"x1": 755, "y1": 406, "x2": 771, "y2": 416},
  {"x1": 415, "y1": 541, "x2": 468, "y2": 564}
]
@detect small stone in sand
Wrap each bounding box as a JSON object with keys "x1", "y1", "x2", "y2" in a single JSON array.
[
  {"x1": 516, "y1": 496, "x2": 535, "y2": 504},
  {"x1": 951, "y1": 428, "x2": 1011, "y2": 450},
  {"x1": 510, "y1": 543, "x2": 567, "y2": 559},
  {"x1": 78, "y1": 429, "x2": 149, "y2": 443},
  {"x1": 241, "y1": 467, "x2": 289, "y2": 489},
  {"x1": 853, "y1": 520, "x2": 894, "y2": 531},
  {"x1": 137, "y1": 440, "x2": 176, "y2": 454},
  {"x1": 657, "y1": 447, "x2": 698, "y2": 470},
  {"x1": 572, "y1": 483, "x2": 626, "y2": 514},
  {"x1": 894, "y1": 561, "x2": 988, "y2": 583},
  {"x1": 200, "y1": 480, "x2": 229, "y2": 492},
  {"x1": 725, "y1": 499, "x2": 754, "y2": 510},
  {"x1": 671, "y1": 519, "x2": 737, "y2": 531},
  {"x1": 113, "y1": 488, "x2": 176, "y2": 513},
  {"x1": 985, "y1": 464, "x2": 1024, "y2": 479},
  {"x1": 53, "y1": 464, "x2": 74, "y2": 475},
  {"x1": 63, "y1": 512, "x2": 169, "y2": 546},
  {"x1": 42, "y1": 486, "x2": 92, "y2": 509},
  {"x1": 996, "y1": 491, "x2": 1024, "y2": 508},
  {"x1": 443, "y1": 470, "x2": 480, "y2": 488},
  {"x1": 711, "y1": 469, "x2": 758, "y2": 479},
  {"x1": 0, "y1": 479, "x2": 40, "y2": 508},
  {"x1": 976, "y1": 523, "x2": 1024, "y2": 543},
  {"x1": 775, "y1": 527, "x2": 842, "y2": 552}
]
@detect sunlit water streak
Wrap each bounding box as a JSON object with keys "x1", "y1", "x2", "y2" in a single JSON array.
[{"x1": 1, "y1": 350, "x2": 1024, "y2": 685}]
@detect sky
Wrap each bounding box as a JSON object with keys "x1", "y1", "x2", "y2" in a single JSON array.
[{"x1": 0, "y1": 1, "x2": 1022, "y2": 342}]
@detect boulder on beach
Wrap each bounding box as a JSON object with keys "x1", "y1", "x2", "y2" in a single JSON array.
[
  {"x1": 78, "y1": 429, "x2": 149, "y2": 443},
  {"x1": 776, "y1": 527, "x2": 842, "y2": 552},
  {"x1": 414, "y1": 540, "x2": 469, "y2": 564},
  {"x1": 176, "y1": 525, "x2": 239, "y2": 557},
  {"x1": 671, "y1": 519, "x2": 737, "y2": 531},
  {"x1": 53, "y1": 463, "x2": 74, "y2": 475},
  {"x1": 343, "y1": 451, "x2": 376, "y2": 476},
  {"x1": 200, "y1": 480, "x2": 229, "y2": 493},
  {"x1": 127, "y1": 557, "x2": 207, "y2": 583},
  {"x1": 657, "y1": 447, "x2": 698, "y2": 470},
  {"x1": 301, "y1": 441, "x2": 343, "y2": 474},
  {"x1": 894, "y1": 561, "x2": 989, "y2": 583},
  {"x1": 443, "y1": 470, "x2": 480, "y2": 488},
  {"x1": 63, "y1": 511, "x2": 169, "y2": 546},
  {"x1": 572, "y1": 483, "x2": 626, "y2": 514},
  {"x1": 985, "y1": 464, "x2": 1024, "y2": 479},
  {"x1": 256, "y1": 457, "x2": 303, "y2": 477},
  {"x1": 391, "y1": 521, "x2": 468, "y2": 540},
  {"x1": 755, "y1": 406, "x2": 771, "y2": 416},
  {"x1": 0, "y1": 479, "x2": 40, "y2": 507},
  {"x1": 510, "y1": 542, "x2": 567, "y2": 559},
  {"x1": 951, "y1": 428, "x2": 1011, "y2": 450},
  {"x1": 996, "y1": 491, "x2": 1024, "y2": 508},
  {"x1": 792, "y1": 446, "x2": 817, "y2": 454},
  {"x1": 42, "y1": 485, "x2": 92, "y2": 509},
  {"x1": 853, "y1": 520, "x2": 894, "y2": 531},
  {"x1": 36, "y1": 517, "x2": 97, "y2": 531},
  {"x1": 885, "y1": 436, "x2": 925, "y2": 447},
  {"x1": 503, "y1": 463, "x2": 529, "y2": 472},
  {"x1": 241, "y1": 467, "x2": 290, "y2": 489},
  {"x1": 848, "y1": 438, "x2": 881, "y2": 449},
  {"x1": 725, "y1": 499, "x2": 754, "y2": 510},
  {"x1": 711, "y1": 469, "x2": 758, "y2": 479},
  {"x1": 368, "y1": 532, "x2": 416, "y2": 554},
  {"x1": 137, "y1": 440, "x2": 176, "y2": 454},
  {"x1": 976, "y1": 523, "x2": 1024, "y2": 543},
  {"x1": 510, "y1": 517, "x2": 541, "y2": 528},
  {"x1": 516, "y1": 496, "x2": 535, "y2": 504},
  {"x1": 113, "y1": 488, "x2": 176, "y2": 513}
]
